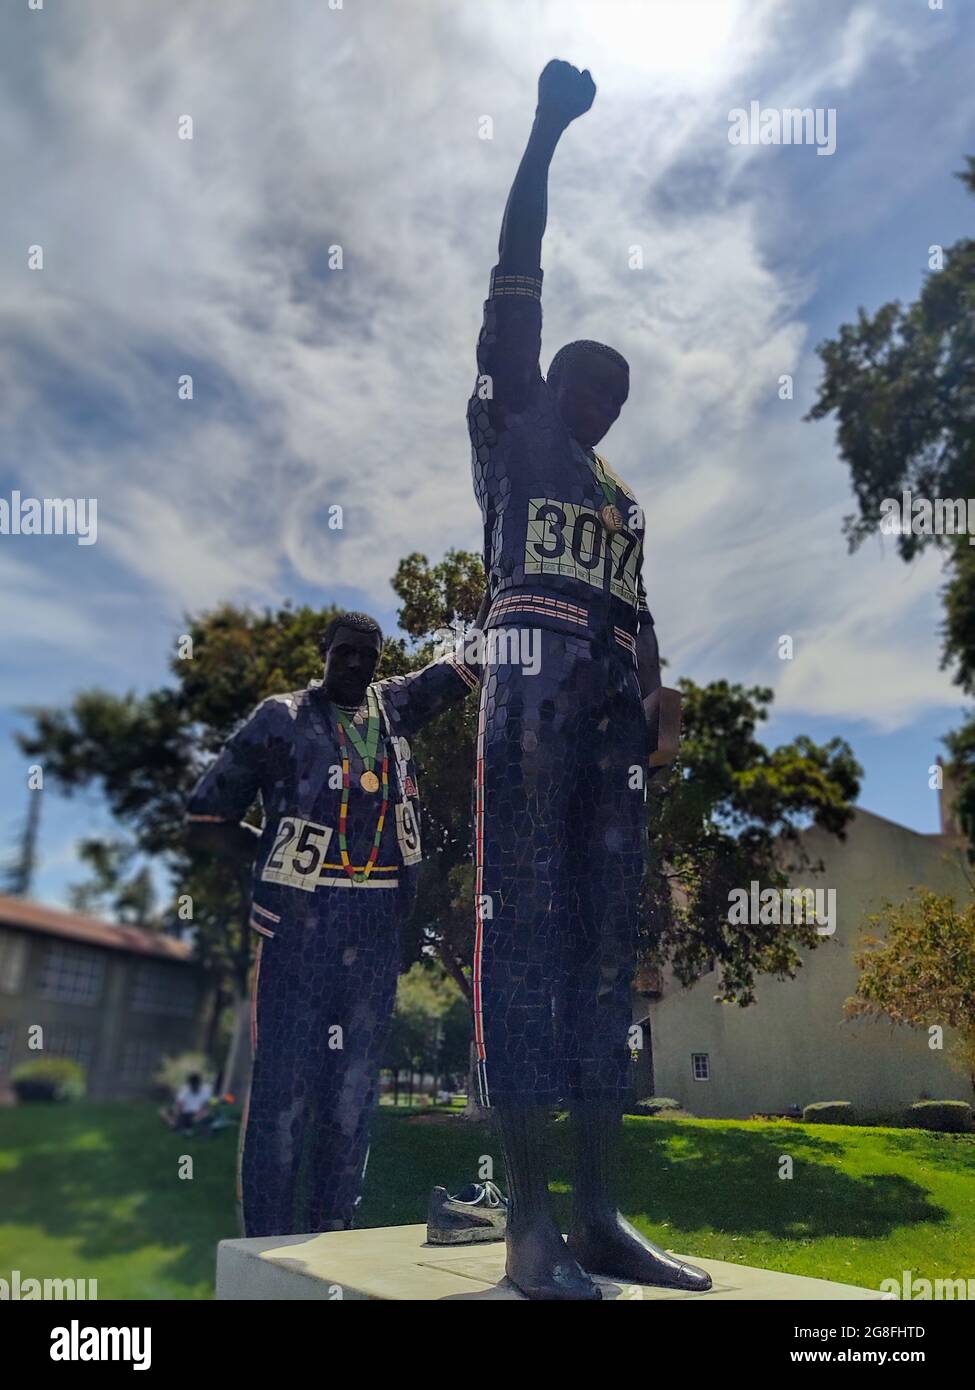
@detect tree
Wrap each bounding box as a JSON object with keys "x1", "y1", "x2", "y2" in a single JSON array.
[
  {"x1": 68, "y1": 838, "x2": 158, "y2": 925},
  {"x1": 15, "y1": 588, "x2": 476, "y2": 1087},
  {"x1": 432, "y1": 677, "x2": 861, "y2": 1012},
  {"x1": 393, "y1": 558, "x2": 862, "y2": 1007},
  {"x1": 805, "y1": 157, "x2": 975, "y2": 567},
  {"x1": 845, "y1": 889, "x2": 975, "y2": 1097},
  {"x1": 389, "y1": 551, "x2": 484, "y2": 982},
  {"x1": 806, "y1": 156, "x2": 975, "y2": 855},
  {"x1": 1, "y1": 788, "x2": 42, "y2": 897},
  {"x1": 17, "y1": 555, "x2": 861, "y2": 1096},
  {"x1": 640, "y1": 682, "x2": 860, "y2": 1004},
  {"x1": 385, "y1": 961, "x2": 470, "y2": 1102},
  {"x1": 18, "y1": 603, "x2": 341, "y2": 1003}
]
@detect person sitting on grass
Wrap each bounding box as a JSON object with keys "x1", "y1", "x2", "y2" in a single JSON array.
[{"x1": 160, "y1": 1073, "x2": 213, "y2": 1132}]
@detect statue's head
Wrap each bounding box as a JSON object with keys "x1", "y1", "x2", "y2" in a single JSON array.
[
  {"x1": 547, "y1": 340, "x2": 629, "y2": 449},
  {"x1": 318, "y1": 612, "x2": 383, "y2": 707}
]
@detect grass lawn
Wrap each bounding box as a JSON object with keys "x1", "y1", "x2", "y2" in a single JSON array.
[{"x1": 1, "y1": 1102, "x2": 973, "y2": 1298}]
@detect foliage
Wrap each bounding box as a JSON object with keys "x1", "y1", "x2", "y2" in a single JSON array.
[
  {"x1": 942, "y1": 719, "x2": 975, "y2": 857},
  {"x1": 153, "y1": 1052, "x2": 214, "y2": 1099},
  {"x1": 627, "y1": 1096, "x2": 684, "y2": 1116},
  {"x1": 18, "y1": 555, "x2": 859, "y2": 1017},
  {"x1": 805, "y1": 158, "x2": 975, "y2": 567},
  {"x1": 388, "y1": 552, "x2": 484, "y2": 972},
  {"x1": 385, "y1": 961, "x2": 470, "y2": 1079},
  {"x1": 11, "y1": 1057, "x2": 86, "y2": 1102},
  {"x1": 641, "y1": 680, "x2": 860, "y2": 1004},
  {"x1": 807, "y1": 156, "x2": 975, "y2": 858},
  {"x1": 17, "y1": 602, "x2": 347, "y2": 995},
  {"x1": 68, "y1": 839, "x2": 158, "y2": 924},
  {"x1": 803, "y1": 1101, "x2": 855, "y2": 1124},
  {"x1": 907, "y1": 1100, "x2": 973, "y2": 1133},
  {"x1": 846, "y1": 889, "x2": 975, "y2": 1094}
]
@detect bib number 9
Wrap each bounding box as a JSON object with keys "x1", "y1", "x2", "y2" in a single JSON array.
[{"x1": 395, "y1": 802, "x2": 422, "y2": 866}]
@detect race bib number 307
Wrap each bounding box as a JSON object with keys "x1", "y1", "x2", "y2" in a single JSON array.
[
  {"x1": 261, "y1": 816, "x2": 333, "y2": 892},
  {"x1": 524, "y1": 497, "x2": 640, "y2": 605}
]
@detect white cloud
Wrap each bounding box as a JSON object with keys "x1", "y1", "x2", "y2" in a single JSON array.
[{"x1": 0, "y1": 0, "x2": 971, "y2": 739}]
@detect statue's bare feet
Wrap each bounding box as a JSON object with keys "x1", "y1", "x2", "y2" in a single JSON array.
[
  {"x1": 506, "y1": 1218, "x2": 601, "y2": 1301},
  {"x1": 567, "y1": 1212, "x2": 712, "y2": 1291}
]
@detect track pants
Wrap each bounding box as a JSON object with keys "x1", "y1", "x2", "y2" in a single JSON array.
[
  {"x1": 472, "y1": 626, "x2": 650, "y2": 1107},
  {"x1": 239, "y1": 890, "x2": 400, "y2": 1237}
]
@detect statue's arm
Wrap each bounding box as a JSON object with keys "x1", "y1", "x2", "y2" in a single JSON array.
[
  {"x1": 637, "y1": 606, "x2": 682, "y2": 774},
  {"x1": 187, "y1": 818, "x2": 261, "y2": 868},
  {"x1": 473, "y1": 62, "x2": 596, "y2": 411},
  {"x1": 185, "y1": 703, "x2": 270, "y2": 867},
  {"x1": 636, "y1": 617, "x2": 662, "y2": 702},
  {"x1": 380, "y1": 639, "x2": 483, "y2": 739},
  {"x1": 496, "y1": 59, "x2": 595, "y2": 276}
]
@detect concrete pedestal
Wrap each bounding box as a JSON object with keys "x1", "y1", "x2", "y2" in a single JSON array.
[{"x1": 216, "y1": 1224, "x2": 884, "y2": 1301}]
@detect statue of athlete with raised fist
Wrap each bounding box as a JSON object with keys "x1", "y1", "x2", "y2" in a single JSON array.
[{"x1": 468, "y1": 59, "x2": 711, "y2": 1301}]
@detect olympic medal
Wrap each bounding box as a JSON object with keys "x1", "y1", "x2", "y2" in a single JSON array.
[
  {"x1": 600, "y1": 504, "x2": 624, "y2": 533},
  {"x1": 360, "y1": 770, "x2": 380, "y2": 793}
]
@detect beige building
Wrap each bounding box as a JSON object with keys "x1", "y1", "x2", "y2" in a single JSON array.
[
  {"x1": 0, "y1": 895, "x2": 213, "y2": 1101},
  {"x1": 636, "y1": 800, "x2": 973, "y2": 1119}
]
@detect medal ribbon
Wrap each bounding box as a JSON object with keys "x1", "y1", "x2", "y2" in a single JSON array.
[
  {"x1": 335, "y1": 723, "x2": 390, "y2": 883},
  {"x1": 589, "y1": 451, "x2": 619, "y2": 512},
  {"x1": 333, "y1": 689, "x2": 388, "y2": 883},
  {"x1": 334, "y1": 687, "x2": 381, "y2": 774}
]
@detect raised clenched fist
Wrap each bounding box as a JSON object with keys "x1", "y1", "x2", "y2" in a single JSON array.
[{"x1": 536, "y1": 59, "x2": 596, "y2": 128}]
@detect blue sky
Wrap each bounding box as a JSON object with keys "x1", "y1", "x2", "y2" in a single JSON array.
[{"x1": 1, "y1": 0, "x2": 974, "y2": 910}]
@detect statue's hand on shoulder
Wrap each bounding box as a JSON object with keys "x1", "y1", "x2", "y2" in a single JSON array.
[{"x1": 536, "y1": 59, "x2": 596, "y2": 129}]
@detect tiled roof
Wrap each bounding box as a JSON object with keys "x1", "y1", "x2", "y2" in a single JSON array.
[{"x1": 0, "y1": 895, "x2": 194, "y2": 962}]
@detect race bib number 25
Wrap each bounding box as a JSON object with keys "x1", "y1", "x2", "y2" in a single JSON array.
[
  {"x1": 261, "y1": 816, "x2": 333, "y2": 892},
  {"x1": 524, "y1": 497, "x2": 640, "y2": 605}
]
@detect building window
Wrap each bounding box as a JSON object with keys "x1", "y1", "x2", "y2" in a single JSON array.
[
  {"x1": 0, "y1": 930, "x2": 28, "y2": 994},
  {"x1": 692, "y1": 1052, "x2": 710, "y2": 1081},
  {"x1": 131, "y1": 963, "x2": 197, "y2": 1017},
  {"x1": 39, "y1": 943, "x2": 105, "y2": 1006},
  {"x1": 45, "y1": 1030, "x2": 95, "y2": 1069},
  {"x1": 120, "y1": 1040, "x2": 162, "y2": 1088}
]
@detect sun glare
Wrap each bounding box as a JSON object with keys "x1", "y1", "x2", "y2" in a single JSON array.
[{"x1": 562, "y1": 0, "x2": 752, "y2": 86}]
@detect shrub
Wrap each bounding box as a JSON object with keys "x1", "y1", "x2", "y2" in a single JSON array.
[
  {"x1": 627, "y1": 1096, "x2": 685, "y2": 1117},
  {"x1": 907, "y1": 1100, "x2": 974, "y2": 1133},
  {"x1": 11, "y1": 1057, "x2": 86, "y2": 1102},
  {"x1": 803, "y1": 1101, "x2": 855, "y2": 1124},
  {"x1": 858, "y1": 1107, "x2": 909, "y2": 1129},
  {"x1": 153, "y1": 1052, "x2": 213, "y2": 1099}
]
